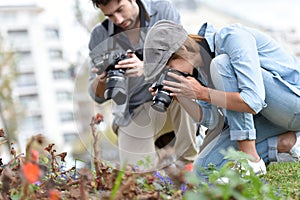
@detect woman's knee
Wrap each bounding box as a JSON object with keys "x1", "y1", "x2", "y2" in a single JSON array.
[
  {"x1": 210, "y1": 54, "x2": 237, "y2": 91},
  {"x1": 210, "y1": 54, "x2": 232, "y2": 77}
]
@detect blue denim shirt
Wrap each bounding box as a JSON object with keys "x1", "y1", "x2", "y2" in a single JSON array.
[{"x1": 198, "y1": 23, "x2": 300, "y2": 127}]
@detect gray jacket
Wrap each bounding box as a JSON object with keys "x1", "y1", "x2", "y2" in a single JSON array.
[{"x1": 88, "y1": 0, "x2": 181, "y2": 126}]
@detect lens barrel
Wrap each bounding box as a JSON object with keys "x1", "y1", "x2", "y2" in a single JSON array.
[
  {"x1": 151, "y1": 90, "x2": 173, "y2": 112},
  {"x1": 105, "y1": 69, "x2": 127, "y2": 105}
]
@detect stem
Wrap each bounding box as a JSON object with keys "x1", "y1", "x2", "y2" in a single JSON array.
[
  {"x1": 90, "y1": 117, "x2": 103, "y2": 190},
  {"x1": 21, "y1": 182, "x2": 29, "y2": 200},
  {"x1": 80, "y1": 179, "x2": 88, "y2": 200},
  {"x1": 0, "y1": 104, "x2": 12, "y2": 152}
]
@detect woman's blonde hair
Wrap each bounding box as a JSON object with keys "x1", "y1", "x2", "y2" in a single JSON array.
[{"x1": 168, "y1": 34, "x2": 205, "y2": 61}]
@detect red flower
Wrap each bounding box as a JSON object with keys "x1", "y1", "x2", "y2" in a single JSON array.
[
  {"x1": 49, "y1": 189, "x2": 60, "y2": 200},
  {"x1": 44, "y1": 143, "x2": 55, "y2": 152},
  {"x1": 31, "y1": 149, "x2": 39, "y2": 162},
  {"x1": 184, "y1": 163, "x2": 194, "y2": 172},
  {"x1": 10, "y1": 147, "x2": 16, "y2": 156},
  {"x1": 0, "y1": 128, "x2": 4, "y2": 137},
  {"x1": 22, "y1": 162, "x2": 41, "y2": 183},
  {"x1": 95, "y1": 113, "x2": 103, "y2": 124}
]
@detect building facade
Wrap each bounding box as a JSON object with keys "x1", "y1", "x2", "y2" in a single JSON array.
[{"x1": 0, "y1": 1, "x2": 79, "y2": 152}]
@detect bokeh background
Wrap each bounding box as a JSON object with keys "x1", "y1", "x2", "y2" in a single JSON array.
[{"x1": 0, "y1": 0, "x2": 299, "y2": 165}]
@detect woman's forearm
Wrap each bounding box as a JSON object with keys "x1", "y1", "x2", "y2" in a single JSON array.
[{"x1": 203, "y1": 87, "x2": 256, "y2": 114}]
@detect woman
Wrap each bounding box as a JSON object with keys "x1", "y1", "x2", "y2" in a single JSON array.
[{"x1": 143, "y1": 20, "x2": 300, "y2": 175}]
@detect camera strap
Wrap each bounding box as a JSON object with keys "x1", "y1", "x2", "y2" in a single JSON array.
[{"x1": 196, "y1": 39, "x2": 215, "y2": 88}]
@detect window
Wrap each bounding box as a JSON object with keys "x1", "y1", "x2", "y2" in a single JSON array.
[
  {"x1": 19, "y1": 94, "x2": 40, "y2": 108},
  {"x1": 17, "y1": 73, "x2": 37, "y2": 87},
  {"x1": 20, "y1": 115, "x2": 43, "y2": 131},
  {"x1": 16, "y1": 64, "x2": 34, "y2": 72},
  {"x1": 56, "y1": 91, "x2": 72, "y2": 101},
  {"x1": 7, "y1": 30, "x2": 30, "y2": 48},
  {"x1": 59, "y1": 111, "x2": 74, "y2": 122},
  {"x1": 49, "y1": 49, "x2": 63, "y2": 60},
  {"x1": 8, "y1": 29, "x2": 28, "y2": 38},
  {"x1": 0, "y1": 12, "x2": 16, "y2": 23},
  {"x1": 45, "y1": 28, "x2": 60, "y2": 40},
  {"x1": 52, "y1": 70, "x2": 71, "y2": 80},
  {"x1": 15, "y1": 51, "x2": 33, "y2": 65},
  {"x1": 63, "y1": 132, "x2": 77, "y2": 143}
]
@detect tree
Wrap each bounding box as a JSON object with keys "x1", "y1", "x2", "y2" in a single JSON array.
[
  {"x1": 0, "y1": 36, "x2": 18, "y2": 150},
  {"x1": 74, "y1": 0, "x2": 105, "y2": 33}
]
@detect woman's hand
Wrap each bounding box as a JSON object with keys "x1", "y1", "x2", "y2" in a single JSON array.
[{"x1": 162, "y1": 71, "x2": 206, "y2": 100}]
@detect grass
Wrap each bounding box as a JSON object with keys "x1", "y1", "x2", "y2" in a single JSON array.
[
  {"x1": 182, "y1": 148, "x2": 300, "y2": 200},
  {"x1": 265, "y1": 162, "x2": 300, "y2": 200}
]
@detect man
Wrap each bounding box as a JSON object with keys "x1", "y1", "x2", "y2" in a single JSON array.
[{"x1": 88, "y1": 0, "x2": 198, "y2": 170}]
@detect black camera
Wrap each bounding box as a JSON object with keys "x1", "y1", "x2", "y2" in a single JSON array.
[
  {"x1": 94, "y1": 51, "x2": 131, "y2": 105},
  {"x1": 151, "y1": 68, "x2": 191, "y2": 112}
]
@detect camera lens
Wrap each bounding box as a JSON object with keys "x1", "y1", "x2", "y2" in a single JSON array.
[
  {"x1": 151, "y1": 69, "x2": 188, "y2": 112},
  {"x1": 105, "y1": 69, "x2": 127, "y2": 105},
  {"x1": 151, "y1": 90, "x2": 173, "y2": 112}
]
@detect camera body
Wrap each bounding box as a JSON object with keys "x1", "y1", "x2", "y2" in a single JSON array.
[
  {"x1": 95, "y1": 51, "x2": 130, "y2": 105},
  {"x1": 151, "y1": 68, "x2": 190, "y2": 112}
]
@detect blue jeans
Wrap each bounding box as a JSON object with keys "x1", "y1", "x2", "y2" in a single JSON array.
[{"x1": 194, "y1": 54, "x2": 300, "y2": 174}]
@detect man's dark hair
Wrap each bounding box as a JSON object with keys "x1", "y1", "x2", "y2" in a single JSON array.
[{"x1": 91, "y1": 0, "x2": 122, "y2": 7}]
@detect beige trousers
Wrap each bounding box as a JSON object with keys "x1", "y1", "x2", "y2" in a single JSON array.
[{"x1": 117, "y1": 101, "x2": 198, "y2": 170}]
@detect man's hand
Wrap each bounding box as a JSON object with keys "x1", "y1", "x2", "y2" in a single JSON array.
[
  {"x1": 92, "y1": 69, "x2": 107, "y2": 83},
  {"x1": 149, "y1": 84, "x2": 156, "y2": 96},
  {"x1": 91, "y1": 70, "x2": 107, "y2": 99},
  {"x1": 115, "y1": 53, "x2": 144, "y2": 77}
]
